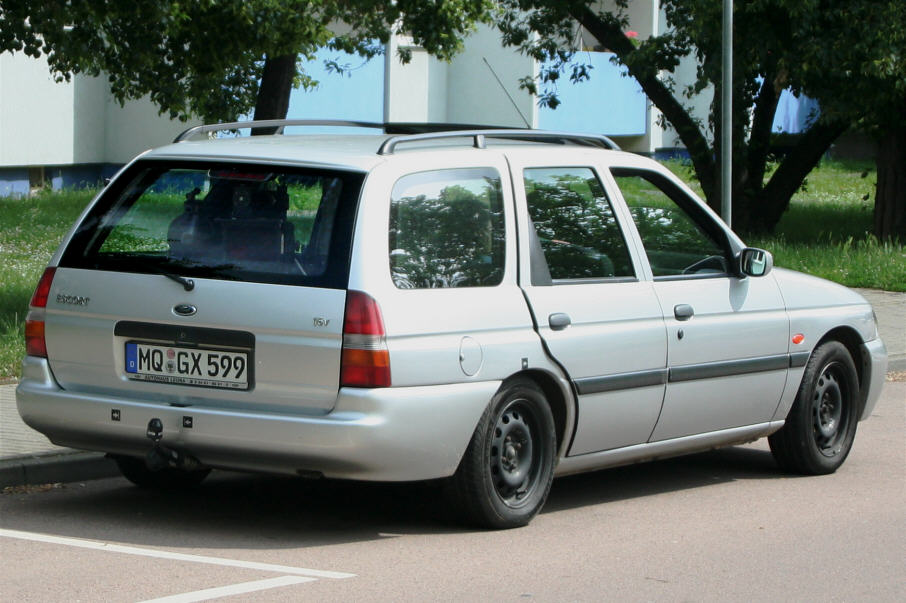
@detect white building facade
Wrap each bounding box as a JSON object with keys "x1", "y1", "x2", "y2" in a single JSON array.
[{"x1": 1, "y1": 3, "x2": 717, "y2": 196}]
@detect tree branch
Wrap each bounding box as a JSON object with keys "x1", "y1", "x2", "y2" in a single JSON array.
[{"x1": 571, "y1": 5, "x2": 717, "y2": 203}]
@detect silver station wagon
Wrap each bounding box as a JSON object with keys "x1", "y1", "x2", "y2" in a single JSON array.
[{"x1": 17, "y1": 121, "x2": 888, "y2": 528}]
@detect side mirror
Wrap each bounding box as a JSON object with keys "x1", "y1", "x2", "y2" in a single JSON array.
[{"x1": 737, "y1": 247, "x2": 773, "y2": 278}]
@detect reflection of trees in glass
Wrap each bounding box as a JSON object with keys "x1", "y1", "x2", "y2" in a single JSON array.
[
  {"x1": 525, "y1": 172, "x2": 633, "y2": 279},
  {"x1": 615, "y1": 176, "x2": 725, "y2": 275},
  {"x1": 390, "y1": 179, "x2": 504, "y2": 288}
]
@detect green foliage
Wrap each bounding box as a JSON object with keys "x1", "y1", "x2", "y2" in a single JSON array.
[
  {"x1": 495, "y1": 1, "x2": 906, "y2": 235},
  {"x1": 793, "y1": 1, "x2": 906, "y2": 132},
  {"x1": 0, "y1": 0, "x2": 493, "y2": 121},
  {"x1": 0, "y1": 189, "x2": 96, "y2": 379},
  {"x1": 668, "y1": 159, "x2": 906, "y2": 290},
  {"x1": 752, "y1": 235, "x2": 906, "y2": 292}
]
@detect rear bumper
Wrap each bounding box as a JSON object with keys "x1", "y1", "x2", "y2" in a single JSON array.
[{"x1": 16, "y1": 357, "x2": 496, "y2": 481}]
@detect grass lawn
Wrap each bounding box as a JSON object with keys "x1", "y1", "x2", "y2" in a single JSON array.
[
  {"x1": 665, "y1": 159, "x2": 906, "y2": 291},
  {"x1": 0, "y1": 189, "x2": 95, "y2": 379},
  {"x1": 1, "y1": 160, "x2": 903, "y2": 379}
]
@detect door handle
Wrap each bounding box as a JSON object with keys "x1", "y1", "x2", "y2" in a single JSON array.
[
  {"x1": 548, "y1": 312, "x2": 572, "y2": 331},
  {"x1": 674, "y1": 304, "x2": 694, "y2": 321}
]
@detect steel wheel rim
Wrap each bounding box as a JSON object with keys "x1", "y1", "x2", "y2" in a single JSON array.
[
  {"x1": 811, "y1": 362, "x2": 850, "y2": 456},
  {"x1": 489, "y1": 399, "x2": 542, "y2": 507}
]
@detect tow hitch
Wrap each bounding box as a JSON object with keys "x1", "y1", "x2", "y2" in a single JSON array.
[{"x1": 144, "y1": 417, "x2": 200, "y2": 471}]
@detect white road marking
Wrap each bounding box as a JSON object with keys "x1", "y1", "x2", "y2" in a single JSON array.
[
  {"x1": 137, "y1": 576, "x2": 316, "y2": 603},
  {"x1": 0, "y1": 528, "x2": 355, "y2": 579}
]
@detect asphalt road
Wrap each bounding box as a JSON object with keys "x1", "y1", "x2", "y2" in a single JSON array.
[{"x1": 2, "y1": 381, "x2": 903, "y2": 602}]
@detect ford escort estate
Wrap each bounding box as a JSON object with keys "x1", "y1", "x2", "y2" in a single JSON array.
[{"x1": 17, "y1": 121, "x2": 888, "y2": 528}]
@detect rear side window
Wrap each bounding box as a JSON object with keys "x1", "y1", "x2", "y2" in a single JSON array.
[
  {"x1": 61, "y1": 161, "x2": 363, "y2": 288},
  {"x1": 389, "y1": 168, "x2": 505, "y2": 289}
]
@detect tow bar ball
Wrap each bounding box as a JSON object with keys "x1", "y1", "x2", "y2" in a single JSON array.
[
  {"x1": 146, "y1": 418, "x2": 164, "y2": 443},
  {"x1": 144, "y1": 417, "x2": 197, "y2": 471}
]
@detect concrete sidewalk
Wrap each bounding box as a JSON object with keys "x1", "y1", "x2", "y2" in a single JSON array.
[{"x1": 2, "y1": 288, "x2": 903, "y2": 488}]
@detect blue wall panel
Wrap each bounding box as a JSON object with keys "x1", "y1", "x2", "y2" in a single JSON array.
[
  {"x1": 1, "y1": 164, "x2": 123, "y2": 197},
  {"x1": 284, "y1": 48, "x2": 385, "y2": 134},
  {"x1": 538, "y1": 52, "x2": 647, "y2": 136},
  {"x1": 0, "y1": 168, "x2": 29, "y2": 197}
]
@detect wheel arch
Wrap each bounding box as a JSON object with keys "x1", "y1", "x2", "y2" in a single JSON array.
[
  {"x1": 814, "y1": 326, "x2": 868, "y2": 411},
  {"x1": 507, "y1": 369, "x2": 574, "y2": 460}
]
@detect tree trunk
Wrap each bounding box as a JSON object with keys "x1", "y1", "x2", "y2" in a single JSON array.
[
  {"x1": 732, "y1": 119, "x2": 848, "y2": 234},
  {"x1": 874, "y1": 123, "x2": 906, "y2": 242},
  {"x1": 251, "y1": 53, "x2": 296, "y2": 135}
]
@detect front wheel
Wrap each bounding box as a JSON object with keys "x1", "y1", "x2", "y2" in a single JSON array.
[
  {"x1": 448, "y1": 377, "x2": 556, "y2": 529},
  {"x1": 769, "y1": 341, "x2": 860, "y2": 474}
]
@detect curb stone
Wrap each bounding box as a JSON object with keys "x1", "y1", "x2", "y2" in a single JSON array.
[{"x1": 0, "y1": 451, "x2": 119, "y2": 489}]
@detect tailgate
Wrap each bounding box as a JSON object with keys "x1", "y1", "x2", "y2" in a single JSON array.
[{"x1": 45, "y1": 268, "x2": 345, "y2": 414}]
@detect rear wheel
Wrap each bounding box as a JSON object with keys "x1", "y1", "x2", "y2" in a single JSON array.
[
  {"x1": 769, "y1": 341, "x2": 860, "y2": 474},
  {"x1": 448, "y1": 377, "x2": 556, "y2": 529},
  {"x1": 113, "y1": 455, "x2": 211, "y2": 489}
]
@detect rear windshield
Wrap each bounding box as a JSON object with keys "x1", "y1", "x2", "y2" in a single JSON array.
[{"x1": 60, "y1": 161, "x2": 364, "y2": 288}]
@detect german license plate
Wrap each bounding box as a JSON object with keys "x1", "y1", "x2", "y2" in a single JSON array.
[{"x1": 125, "y1": 342, "x2": 249, "y2": 390}]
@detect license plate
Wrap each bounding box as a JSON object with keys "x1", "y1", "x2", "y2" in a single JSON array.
[{"x1": 125, "y1": 342, "x2": 249, "y2": 390}]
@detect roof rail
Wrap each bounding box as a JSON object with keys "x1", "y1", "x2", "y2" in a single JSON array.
[
  {"x1": 173, "y1": 120, "x2": 517, "y2": 143},
  {"x1": 173, "y1": 120, "x2": 622, "y2": 153},
  {"x1": 377, "y1": 129, "x2": 621, "y2": 155},
  {"x1": 174, "y1": 119, "x2": 385, "y2": 143}
]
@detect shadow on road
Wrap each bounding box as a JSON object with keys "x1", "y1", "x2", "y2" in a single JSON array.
[
  {"x1": 544, "y1": 443, "x2": 782, "y2": 513},
  {"x1": 1, "y1": 443, "x2": 790, "y2": 549}
]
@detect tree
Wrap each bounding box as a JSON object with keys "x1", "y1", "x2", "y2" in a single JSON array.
[
  {"x1": 0, "y1": 0, "x2": 491, "y2": 126},
  {"x1": 792, "y1": 1, "x2": 905, "y2": 242},
  {"x1": 497, "y1": 0, "x2": 901, "y2": 235}
]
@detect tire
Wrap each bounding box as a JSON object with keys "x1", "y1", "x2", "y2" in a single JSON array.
[
  {"x1": 768, "y1": 341, "x2": 860, "y2": 475},
  {"x1": 448, "y1": 377, "x2": 556, "y2": 529},
  {"x1": 113, "y1": 455, "x2": 211, "y2": 489}
]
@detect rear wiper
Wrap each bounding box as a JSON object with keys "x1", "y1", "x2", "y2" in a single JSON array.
[
  {"x1": 147, "y1": 264, "x2": 195, "y2": 291},
  {"x1": 162, "y1": 271, "x2": 195, "y2": 291}
]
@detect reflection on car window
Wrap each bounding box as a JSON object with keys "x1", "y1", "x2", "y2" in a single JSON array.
[
  {"x1": 524, "y1": 167, "x2": 634, "y2": 280},
  {"x1": 389, "y1": 168, "x2": 505, "y2": 289},
  {"x1": 61, "y1": 162, "x2": 362, "y2": 288},
  {"x1": 613, "y1": 171, "x2": 728, "y2": 277}
]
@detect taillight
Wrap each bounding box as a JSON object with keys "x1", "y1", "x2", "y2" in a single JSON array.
[
  {"x1": 341, "y1": 291, "x2": 390, "y2": 387},
  {"x1": 25, "y1": 267, "x2": 55, "y2": 358},
  {"x1": 30, "y1": 267, "x2": 55, "y2": 308}
]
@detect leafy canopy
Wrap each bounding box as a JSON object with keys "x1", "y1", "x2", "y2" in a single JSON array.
[
  {"x1": 0, "y1": 0, "x2": 492, "y2": 121},
  {"x1": 495, "y1": 0, "x2": 905, "y2": 233}
]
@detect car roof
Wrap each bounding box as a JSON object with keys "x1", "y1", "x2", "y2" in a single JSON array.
[
  {"x1": 144, "y1": 135, "x2": 393, "y2": 172},
  {"x1": 143, "y1": 124, "x2": 627, "y2": 172}
]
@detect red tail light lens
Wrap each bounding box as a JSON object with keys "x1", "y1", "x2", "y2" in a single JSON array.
[
  {"x1": 25, "y1": 267, "x2": 56, "y2": 358},
  {"x1": 343, "y1": 290, "x2": 386, "y2": 335},
  {"x1": 30, "y1": 267, "x2": 56, "y2": 308},
  {"x1": 341, "y1": 291, "x2": 390, "y2": 387}
]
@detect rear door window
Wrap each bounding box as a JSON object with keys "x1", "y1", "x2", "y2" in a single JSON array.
[
  {"x1": 60, "y1": 161, "x2": 364, "y2": 288},
  {"x1": 524, "y1": 167, "x2": 635, "y2": 282}
]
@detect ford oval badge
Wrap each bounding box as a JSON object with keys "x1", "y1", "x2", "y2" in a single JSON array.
[{"x1": 173, "y1": 303, "x2": 197, "y2": 317}]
